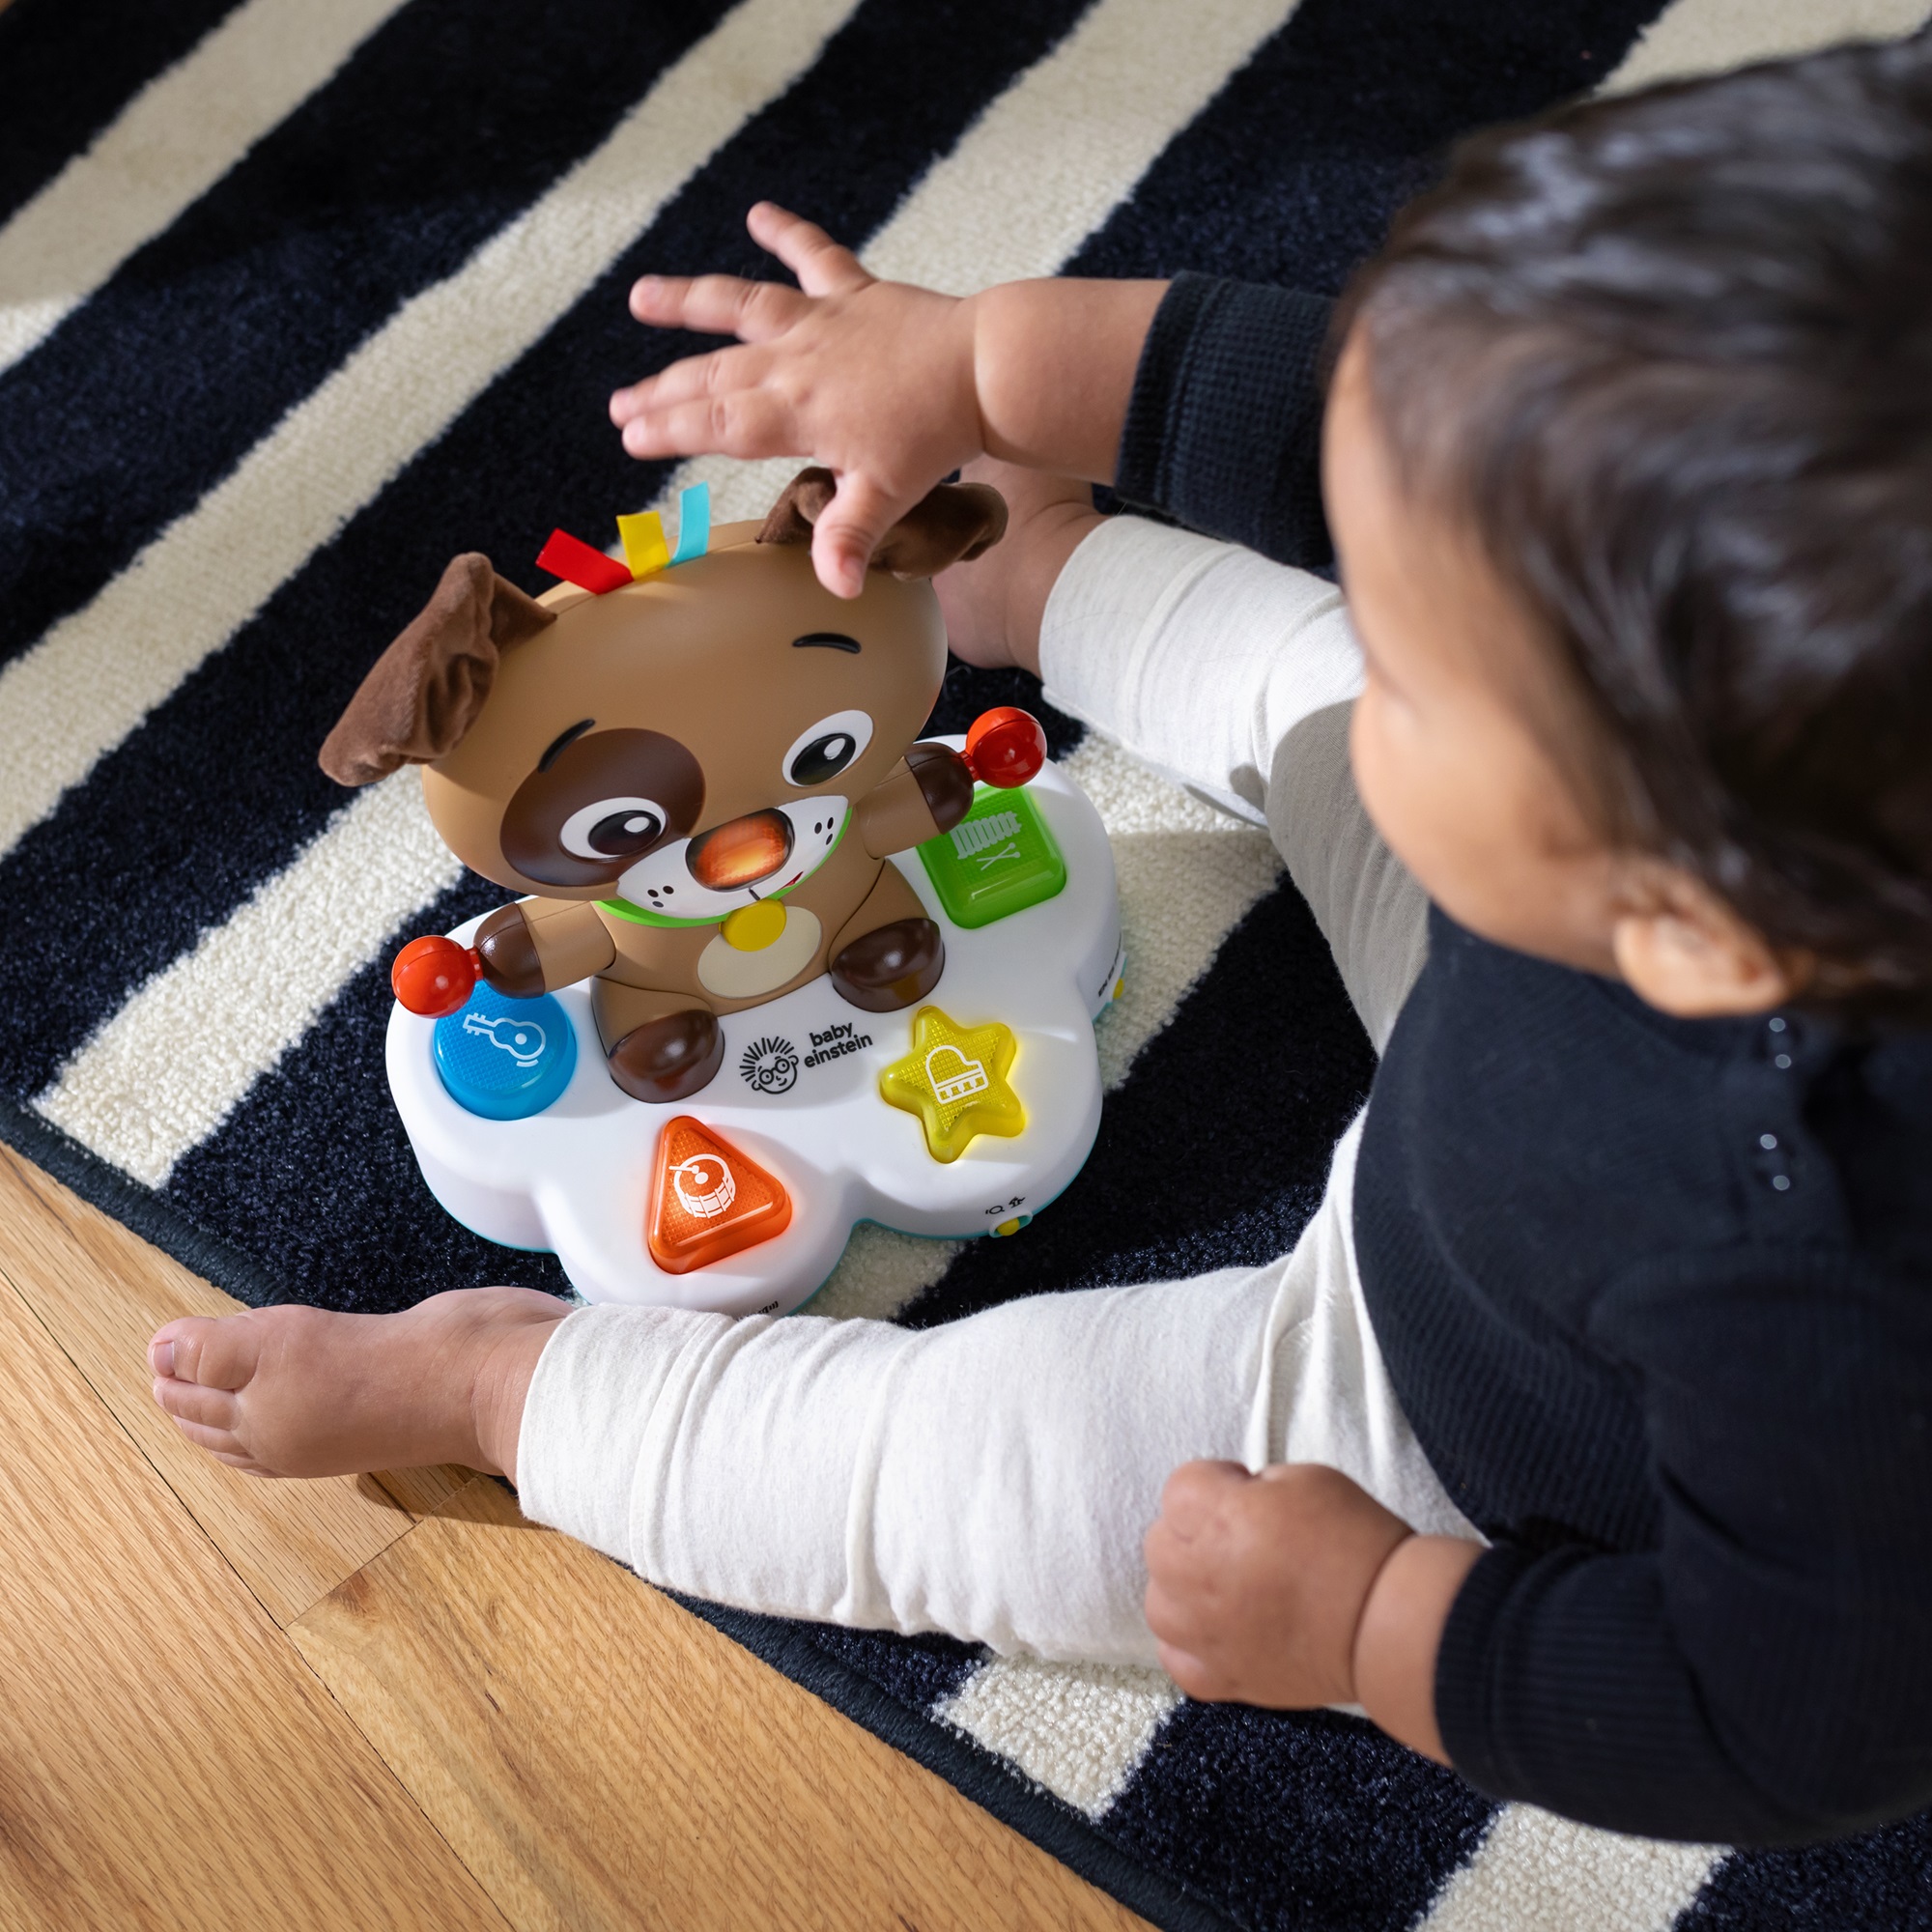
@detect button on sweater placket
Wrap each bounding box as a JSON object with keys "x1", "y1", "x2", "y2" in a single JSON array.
[{"x1": 1752, "y1": 1015, "x2": 1800, "y2": 1197}]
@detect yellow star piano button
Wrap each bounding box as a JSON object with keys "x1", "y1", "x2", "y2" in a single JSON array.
[{"x1": 878, "y1": 1006, "x2": 1025, "y2": 1162}]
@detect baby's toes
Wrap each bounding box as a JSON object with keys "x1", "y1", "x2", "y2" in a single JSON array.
[
  {"x1": 166, "y1": 1414, "x2": 257, "y2": 1467},
  {"x1": 149, "y1": 1312, "x2": 263, "y2": 1391},
  {"x1": 152, "y1": 1373, "x2": 240, "y2": 1435}
]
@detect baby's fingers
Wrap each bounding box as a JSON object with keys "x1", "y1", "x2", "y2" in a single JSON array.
[
  {"x1": 611, "y1": 341, "x2": 770, "y2": 428},
  {"x1": 748, "y1": 201, "x2": 870, "y2": 298},
  {"x1": 627, "y1": 270, "x2": 810, "y2": 343},
  {"x1": 808, "y1": 472, "x2": 913, "y2": 600},
  {"x1": 617, "y1": 387, "x2": 793, "y2": 464}
]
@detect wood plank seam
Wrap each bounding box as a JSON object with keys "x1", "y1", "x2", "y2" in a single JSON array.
[
  {"x1": 0, "y1": 1141, "x2": 464, "y2": 1625},
  {"x1": 0, "y1": 1246, "x2": 524, "y2": 1925},
  {"x1": 0, "y1": 1223, "x2": 514, "y2": 1928},
  {"x1": 0, "y1": 1257, "x2": 307, "y2": 1631},
  {"x1": 274, "y1": 1537, "x2": 531, "y2": 1932}
]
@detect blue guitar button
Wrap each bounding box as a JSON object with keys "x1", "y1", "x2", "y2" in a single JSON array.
[{"x1": 433, "y1": 983, "x2": 577, "y2": 1121}]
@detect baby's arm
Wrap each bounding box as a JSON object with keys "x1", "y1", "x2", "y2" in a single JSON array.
[{"x1": 610, "y1": 202, "x2": 1164, "y2": 596}]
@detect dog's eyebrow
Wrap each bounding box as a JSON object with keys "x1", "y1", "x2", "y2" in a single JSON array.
[
  {"x1": 792, "y1": 632, "x2": 861, "y2": 653},
  {"x1": 537, "y1": 718, "x2": 595, "y2": 771}
]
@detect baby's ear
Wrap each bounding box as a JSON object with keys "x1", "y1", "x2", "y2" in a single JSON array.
[
  {"x1": 319, "y1": 554, "x2": 554, "y2": 785},
  {"x1": 758, "y1": 466, "x2": 1008, "y2": 579}
]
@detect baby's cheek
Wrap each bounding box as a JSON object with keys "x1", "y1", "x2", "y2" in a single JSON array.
[{"x1": 1350, "y1": 685, "x2": 1435, "y2": 868}]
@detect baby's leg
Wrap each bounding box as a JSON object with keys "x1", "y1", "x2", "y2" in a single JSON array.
[
  {"x1": 149, "y1": 1270, "x2": 1270, "y2": 1659},
  {"x1": 149, "y1": 1122, "x2": 1468, "y2": 1659},
  {"x1": 933, "y1": 459, "x2": 1100, "y2": 676},
  {"x1": 512, "y1": 1120, "x2": 1467, "y2": 1664}
]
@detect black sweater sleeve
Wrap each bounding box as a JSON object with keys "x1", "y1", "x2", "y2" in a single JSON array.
[
  {"x1": 1113, "y1": 273, "x2": 1335, "y2": 570},
  {"x1": 1435, "y1": 1246, "x2": 1932, "y2": 1845}
]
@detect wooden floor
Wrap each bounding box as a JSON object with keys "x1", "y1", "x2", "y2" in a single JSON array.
[{"x1": 0, "y1": 1144, "x2": 1147, "y2": 1931}]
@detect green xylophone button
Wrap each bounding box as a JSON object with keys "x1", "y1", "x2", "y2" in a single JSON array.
[{"x1": 917, "y1": 783, "x2": 1067, "y2": 929}]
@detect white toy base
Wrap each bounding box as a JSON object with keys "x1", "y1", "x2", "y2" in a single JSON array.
[{"x1": 386, "y1": 750, "x2": 1122, "y2": 1315}]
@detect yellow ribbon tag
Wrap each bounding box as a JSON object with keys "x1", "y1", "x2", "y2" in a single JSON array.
[{"x1": 617, "y1": 511, "x2": 671, "y2": 580}]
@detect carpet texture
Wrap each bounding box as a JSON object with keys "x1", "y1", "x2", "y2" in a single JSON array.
[{"x1": 5, "y1": 1, "x2": 1931, "y2": 1925}]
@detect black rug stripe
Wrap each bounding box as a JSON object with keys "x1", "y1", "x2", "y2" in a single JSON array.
[
  {"x1": 1101, "y1": 1702, "x2": 1496, "y2": 1932},
  {"x1": 791, "y1": 1598, "x2": 1498, "y2": 1932},
  {"x1": 0, "y1": 0, "x2": 1093, "y2": 1102},
  {"x1": 0, "y1": 0, "x2": 736, "y2": 668},
  {"x1": 0, "y1": 0, "x2": 242, "y2": 230},
  {"x1": 1679, "y1": 1819, "x2": 1932, "y2": 1932},
  {"x1": 1067, "y1": 0, "x2": 1670, "y2": 291},
  {"x1": 0, "y1": 1087, "x2": 286, "y2": 1306}
]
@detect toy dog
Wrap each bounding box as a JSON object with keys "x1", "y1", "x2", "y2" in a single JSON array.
[{"x1": 321, "y1": 468, "x2": 1040, "y2": 1104}]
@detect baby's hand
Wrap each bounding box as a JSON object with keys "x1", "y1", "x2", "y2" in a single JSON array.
[
  {"x1": 1143, "y1": 1461, "x2": 1411, "y2": 1708},
  {"x1": 611, "y1": 203, "x2": 980, "y2": 599}
]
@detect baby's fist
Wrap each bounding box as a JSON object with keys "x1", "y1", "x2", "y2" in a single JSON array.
[{"x1": 1143, "y1": 1462, "x2": 1410, "y2": 1708}]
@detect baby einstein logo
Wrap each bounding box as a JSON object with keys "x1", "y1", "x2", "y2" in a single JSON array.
[
  {"x1": 738, "y1": 1035, "x2": 800, "y2": 1094},
  {"x1": 806, "y1": 1021, "x2": 872, "y2": 1067}
]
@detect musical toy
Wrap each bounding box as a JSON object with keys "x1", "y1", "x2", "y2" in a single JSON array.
[{"x1": 322, "y1": 469, "x2": 1122, "y2": 1314}]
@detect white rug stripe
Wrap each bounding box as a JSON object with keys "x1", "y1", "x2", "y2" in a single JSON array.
[
  {"x1": 0, "y1": 0, "x2": 409, "y2": 376},
  {"x1": 0, "y1": 0, "x2": 862, "y2": 868},
  {"x1": 1418, "y1": 1805, "x2": 1724, "y2": 1932},
  {"x1": 1603, "y1": 0, "x2": 1932, "y2": 93},
  {"x1": 862, "y1": 0, "x2": 1301, "y2": 296},
  {"x1": 37, "y1": 773, "x2": 460, "y2": 1186},
  {"x1": 651, "y1": 0, "x2": 1303, "y2": 526},
  {"x1": 935, "y1": 1656, "x2": 1181, "y2": 1819}
]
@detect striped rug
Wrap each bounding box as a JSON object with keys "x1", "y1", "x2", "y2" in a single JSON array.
[{"x1": 5, "y1": 2, "x2": 1931, "y2": 1925}]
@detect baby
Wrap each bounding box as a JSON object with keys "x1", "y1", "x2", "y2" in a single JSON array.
[{"x1": 148, "y1": 38, "x2": 1932, "y2": 1845}]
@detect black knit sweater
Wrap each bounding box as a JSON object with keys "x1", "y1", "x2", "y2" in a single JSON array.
[{"x1": 1116, "y1": 274, "x2": 1932, "y2": 1847}]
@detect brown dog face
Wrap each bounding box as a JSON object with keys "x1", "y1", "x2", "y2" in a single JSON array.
[
  {"x1": 420, "y1": 523, "x2": 949, "y2": 909},
  {"x1": 324, "y1": 471, "x2": 1004, "y2": 917}
]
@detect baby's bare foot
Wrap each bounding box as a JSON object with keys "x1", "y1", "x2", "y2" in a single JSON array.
[
  {"x1": 935, "y1": 456, "x2": 1103, "y2": 676},
  {"x1": 148, "y1": 1286, "x2": 569, "y2": 1483}
]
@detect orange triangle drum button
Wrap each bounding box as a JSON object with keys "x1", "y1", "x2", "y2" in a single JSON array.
[{"x1": 646, "y1": 1117, "x2": 792, "y2": 1274}]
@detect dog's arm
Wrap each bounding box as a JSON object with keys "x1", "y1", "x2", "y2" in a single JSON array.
[
  {"x1": 475, "y1": 899, "x2": 616, "y2": 997},
  {"x1": 856, "y1": 744, "x2": 975, "y2": 858}
]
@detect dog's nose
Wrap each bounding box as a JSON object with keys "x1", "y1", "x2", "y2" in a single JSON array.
[{"x1": 686, "y1": 810, "x2": 795, "y2": 893}]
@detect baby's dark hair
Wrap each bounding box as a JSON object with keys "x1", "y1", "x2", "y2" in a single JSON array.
[{"x1": 1343, "y1": 34, "x2": 1932, "y2": 1020}]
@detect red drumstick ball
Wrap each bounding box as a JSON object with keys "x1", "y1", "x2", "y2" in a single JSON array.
[
  {"x1": 392, "y1": 935, "x2": 480, "y2": 1017},
  {"x1": 963, "y1": 706, "x2": 1047, "y2": 788}
]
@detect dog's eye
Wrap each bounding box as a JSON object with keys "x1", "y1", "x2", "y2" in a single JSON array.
[
  {"x1": 558, "y1": 797, "x2": 667, "y2": 861},
  {"x1": 782, "y1": 709, "x2": 873, "y2": 787}
]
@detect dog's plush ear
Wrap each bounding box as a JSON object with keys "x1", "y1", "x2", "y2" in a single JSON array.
[
  {"x1": 319, "y1": 554, "x2": 554, "y2": 785},
  {"x1": 757, "y1": 466, "x2": 1008, "y2": 579}
]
